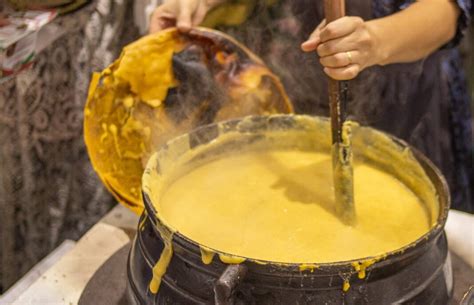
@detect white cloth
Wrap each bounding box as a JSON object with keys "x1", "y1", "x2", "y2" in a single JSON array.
[{"x1": 445, "y1": 209, "x2": 474, "y2": 268}]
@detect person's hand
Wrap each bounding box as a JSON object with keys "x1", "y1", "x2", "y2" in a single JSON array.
[
  {"x1": 301, "y1": 17, "x2": 382, "y2": 80},
  {"x1": 149, "y1": 0, "x2": 223, "y2": 34}
]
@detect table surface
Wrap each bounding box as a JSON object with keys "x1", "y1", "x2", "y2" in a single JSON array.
[{"x1": 1, "y1": 205, "x2": 472, "y2": 305}]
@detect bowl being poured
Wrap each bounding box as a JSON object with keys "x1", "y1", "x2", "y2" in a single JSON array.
[{"x1": 83, "y1": 27, "x2": 292, "y2": 214}]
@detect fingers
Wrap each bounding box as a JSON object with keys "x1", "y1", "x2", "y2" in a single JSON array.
[
  {"x1": 192, "y1": 2, "x2": 209, "y2": 26},
  {"x1": 320, "y1": 50, "x2": 362, "y2": 80},
  {"x1": 308, "y1": 16, "x2": 373, "y2": 79},
  {"x1": 319, "y1": 16, "x2": 362, "y2": 43},
  {"x1": 301, "y1": 19, "x2": 326, "y2": 52},
  {"x1": 317, "y1": 35, "x2": 358, "y2": 57},
  {"x1": 324, "y1": 64, "x2": 360, "y2": 80},
  {"x1": 149, "y1": 0, "x2": 205, "y2": 34},
  {"x1": 177, "y1": 0, "x2": 194, "y2": 31},
  {"x1": 302, "y1": 17, "x2": 362, "y2": 52},
  {"x1": 149, "y1": 4, "x2": 177, "y2": 33},
  {"x1": 319, "y1": 51, "x2": 358, "y2": 68}
]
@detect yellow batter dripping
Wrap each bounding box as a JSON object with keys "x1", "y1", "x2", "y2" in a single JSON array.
[{"x1": 155, "y1": 150, "x2": 430, "y2": 263}]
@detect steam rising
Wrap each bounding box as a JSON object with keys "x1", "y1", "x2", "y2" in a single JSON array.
[{"x1": 206, "y1": 0, "x2": 426, "y2": 129}]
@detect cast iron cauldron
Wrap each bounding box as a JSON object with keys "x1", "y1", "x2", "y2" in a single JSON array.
[{"x1": 127, "y1": 115, "x2": 452, "y2": 305}]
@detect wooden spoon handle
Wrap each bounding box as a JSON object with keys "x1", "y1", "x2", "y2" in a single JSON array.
[
  {"x1": 324, "y1": 0, "x2": 345, "y2": 23},
  {"x1": 324, "y1": 0, "x2": 347, "y2": 144},
  {"x1": 324, "y1": 0, "x2": 356, "y2": 226}
]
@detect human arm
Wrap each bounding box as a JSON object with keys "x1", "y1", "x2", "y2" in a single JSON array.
[{"x1": 301, "y1": 0, "x2": 461, "y2": 80}]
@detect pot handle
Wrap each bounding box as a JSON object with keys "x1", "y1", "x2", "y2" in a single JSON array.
[
  {"x1": 460, "y1": 286, "x2": 474, "y2": 305},
  {"x1": 214, "y1": 264, "x2": 248, "y2": 305}
]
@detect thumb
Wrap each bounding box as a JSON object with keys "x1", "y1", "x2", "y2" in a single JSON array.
[{"x1": 301, "y1": 19, "x2": 326, "y2": 52}]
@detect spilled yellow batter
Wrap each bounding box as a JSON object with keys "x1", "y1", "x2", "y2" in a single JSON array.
[{"x1": 156, "y1": 150, "x2": 430, "y2": 263}]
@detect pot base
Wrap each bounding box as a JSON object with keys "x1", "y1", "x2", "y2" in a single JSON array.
[
  {"x1": 127, "y1": 215, "x2": 453, "y2": 305},
  {"x1": 74, "y1": 232, "x2": 472, "y2": 305}
]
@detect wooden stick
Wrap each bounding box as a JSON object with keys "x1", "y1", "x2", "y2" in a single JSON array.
[
  {"x1": 324, "y1": 0, "x2": 356, "y2": 225},
  {"x1": 324, "y1": 0, "x2": 346, "y2": 145}
]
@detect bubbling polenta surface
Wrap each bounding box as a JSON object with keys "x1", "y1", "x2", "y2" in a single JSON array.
[{"x1": 156, "y1": 149, "x2": 430, "y2": 263}]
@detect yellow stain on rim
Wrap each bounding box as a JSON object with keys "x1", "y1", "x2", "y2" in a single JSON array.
[
  {"x1": 351, "y1": 258, "x2": 378, "y2": 279},
  {"x1": 219, "y1": 254, "x2": 246, "y2": 265},
  {"x1": 200, "y1": 246, "x2": 216, "y2": 265},
  {"x1": 149, "y1": 240, "x2": 173, "y2": 294}
]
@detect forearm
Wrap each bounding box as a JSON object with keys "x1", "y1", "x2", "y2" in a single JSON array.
[{"x1": 367, "y1": 0, "x2": 460, "y2": 65}]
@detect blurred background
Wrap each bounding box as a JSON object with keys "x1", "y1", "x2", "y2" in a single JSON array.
[{"x1": 0, "y1": 0, "x2": 472, "y2": 295}]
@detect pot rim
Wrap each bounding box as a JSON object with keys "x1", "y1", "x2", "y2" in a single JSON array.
[{"x1": 142, "y1": 114, "x2": 451, "y2": 269}]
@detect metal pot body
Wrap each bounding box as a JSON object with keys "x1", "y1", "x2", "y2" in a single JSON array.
[
  {"x1": 127, "y1": 213, "x2": 452, "y2": 305},
  {"x1": 126, "y1": 115, "x2": 452, "y2": 305}
]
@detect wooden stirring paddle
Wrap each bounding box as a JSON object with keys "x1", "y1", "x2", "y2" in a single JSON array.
[{"x1": 324, "y1": 0, "x2": 356, "y2": 225}]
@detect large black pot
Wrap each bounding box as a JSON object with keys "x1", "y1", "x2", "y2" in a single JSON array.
[{"x1": 127, "y1": 115, "x2": 452, "y2": 305}]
